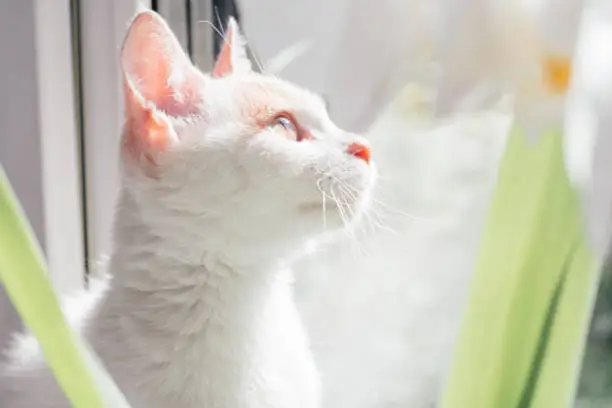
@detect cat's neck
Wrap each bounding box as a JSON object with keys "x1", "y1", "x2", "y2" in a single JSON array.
[
  {"x1": 101, "y1": 189, "x2": 289, "y2": 330},
  {"x1": 88, "y1": 191, "x2": 300, "y2": 405}
]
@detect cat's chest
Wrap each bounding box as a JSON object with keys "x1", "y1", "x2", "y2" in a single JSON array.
[
  {"x1": 88, "y1": 283, "x2": 320, "y2": 408},
  {"x1": 101, "y1": 323, "x2": 318, "y2": 408}
]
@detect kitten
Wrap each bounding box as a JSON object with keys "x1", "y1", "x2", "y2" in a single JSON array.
[{"x1": 0, "y1": 10, "x2": 375, "y2": 408}]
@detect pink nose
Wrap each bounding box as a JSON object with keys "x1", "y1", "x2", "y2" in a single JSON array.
[{"x1": 347, "y1": 142, "x2": 371, "y2": 164}]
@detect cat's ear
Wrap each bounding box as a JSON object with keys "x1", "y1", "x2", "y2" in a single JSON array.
[
  {"x1": 120, "y1": 11, "x2": 205, "y2": 158},
  {"x1": 212, "y1": 17, "x2": 253, "y2": 78}
]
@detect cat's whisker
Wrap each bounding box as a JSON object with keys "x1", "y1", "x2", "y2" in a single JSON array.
[
  {"x1": 338, "y1": 183, "x2": 384, "y2": 239},
  {"x1": 329, "y1": 183, "x2": 351, "y2": 233},
  {"x1": 316, "y1": 177, "x2": 328, "y2": 230},
  {"x1": 328, "y1": 185, "x2": 346, "y2": 228},
  {"x1": 367, "y1": 206, "x2": 399, "y2": 235},
  {"x1": 197, "y1": 20, "x2": 225, "y2": 41},
  {"x1": 333, "y1": 180, "x2": 400, "y2": 237},
  {"x1": 338, "y1": 179, "x2": 434, "y2": 226},
  {"x1": 213, "y1": 7, "x2": 225, "y2": 37},
  {"x1": 372, "y1": 196, "x2": 435, "y2": 223},
  {"x1": 364, "y1": 202, "x2": 404, "y2": 236},
  {"x1": 335, "y1": 183, "x2": 362, "y2": 226},
  {"x1": 362, "y1": 207, "x2": 385, "y2": 237},
  {"x1": 330, "y1": 182, "x2": 371, "y2": 257}
]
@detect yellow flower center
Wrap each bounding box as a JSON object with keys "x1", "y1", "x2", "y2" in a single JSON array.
[{"x1": 542, "y1": 54, "x2": 572, "y2": 94}]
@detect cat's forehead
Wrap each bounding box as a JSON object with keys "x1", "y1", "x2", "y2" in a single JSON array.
[{"x1": 229, "y1": 75, "x2": 327, "y2": 115}]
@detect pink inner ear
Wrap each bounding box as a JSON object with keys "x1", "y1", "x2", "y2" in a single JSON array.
[
  {"x1": 121, "y1": 11, "x2": 203, "y2": 117},
  {"x1": 212, "y1": 22, "x2": 237, "y2": 78},
  {"x1": 123, "y1": 94, "x2": 171, "y2": 166}
]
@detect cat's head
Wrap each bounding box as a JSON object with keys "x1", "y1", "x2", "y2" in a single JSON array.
[{"x1": 119, "y1": 11, "x2": 375, "y2": 261}]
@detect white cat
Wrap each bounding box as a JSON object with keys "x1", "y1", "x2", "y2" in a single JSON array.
[{"x1": 0, "y1": 10, "x2": 375, "y2": 408}]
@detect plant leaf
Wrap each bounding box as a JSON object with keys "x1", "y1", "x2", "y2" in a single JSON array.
[
  {"x1": 0, "y1": 165, "x2": 130, "y2": 408},
  {"x1": 440, "y1": 126, "x2": 597, "y2": 408}
]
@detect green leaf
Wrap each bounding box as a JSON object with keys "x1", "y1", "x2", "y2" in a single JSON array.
[
  {"x1": 440, "y1": 126, "x2": 597, "y2": 408},
  {"x1": 0, "y1": 165, "x2": 130, "y2": 407}
]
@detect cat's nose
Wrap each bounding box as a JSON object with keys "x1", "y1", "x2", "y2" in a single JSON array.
[{"x1": 346, "y1": 142, "x2": 371, "y2": 164}]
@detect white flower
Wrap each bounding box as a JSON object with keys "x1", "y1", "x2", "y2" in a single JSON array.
[{"x1": 436, "y1": 0, "x2": 583, "y2": 129}]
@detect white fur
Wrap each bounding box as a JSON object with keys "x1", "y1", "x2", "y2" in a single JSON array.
[{"x1": 0, "y1": 12, "x2": 375, "y2": 408}]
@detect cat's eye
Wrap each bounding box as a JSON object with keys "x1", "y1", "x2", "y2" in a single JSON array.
[
  {"x1": 272, "y1": 115, "x2": 298, "y2": 134},
  {"x1": 269, "y1": 113, "x2": 310, "y2": 141}
]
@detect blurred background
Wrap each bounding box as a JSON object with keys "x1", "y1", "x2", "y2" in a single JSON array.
[{"x1": 0, "y1": 0, "x2": 610, "y2": 407}]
